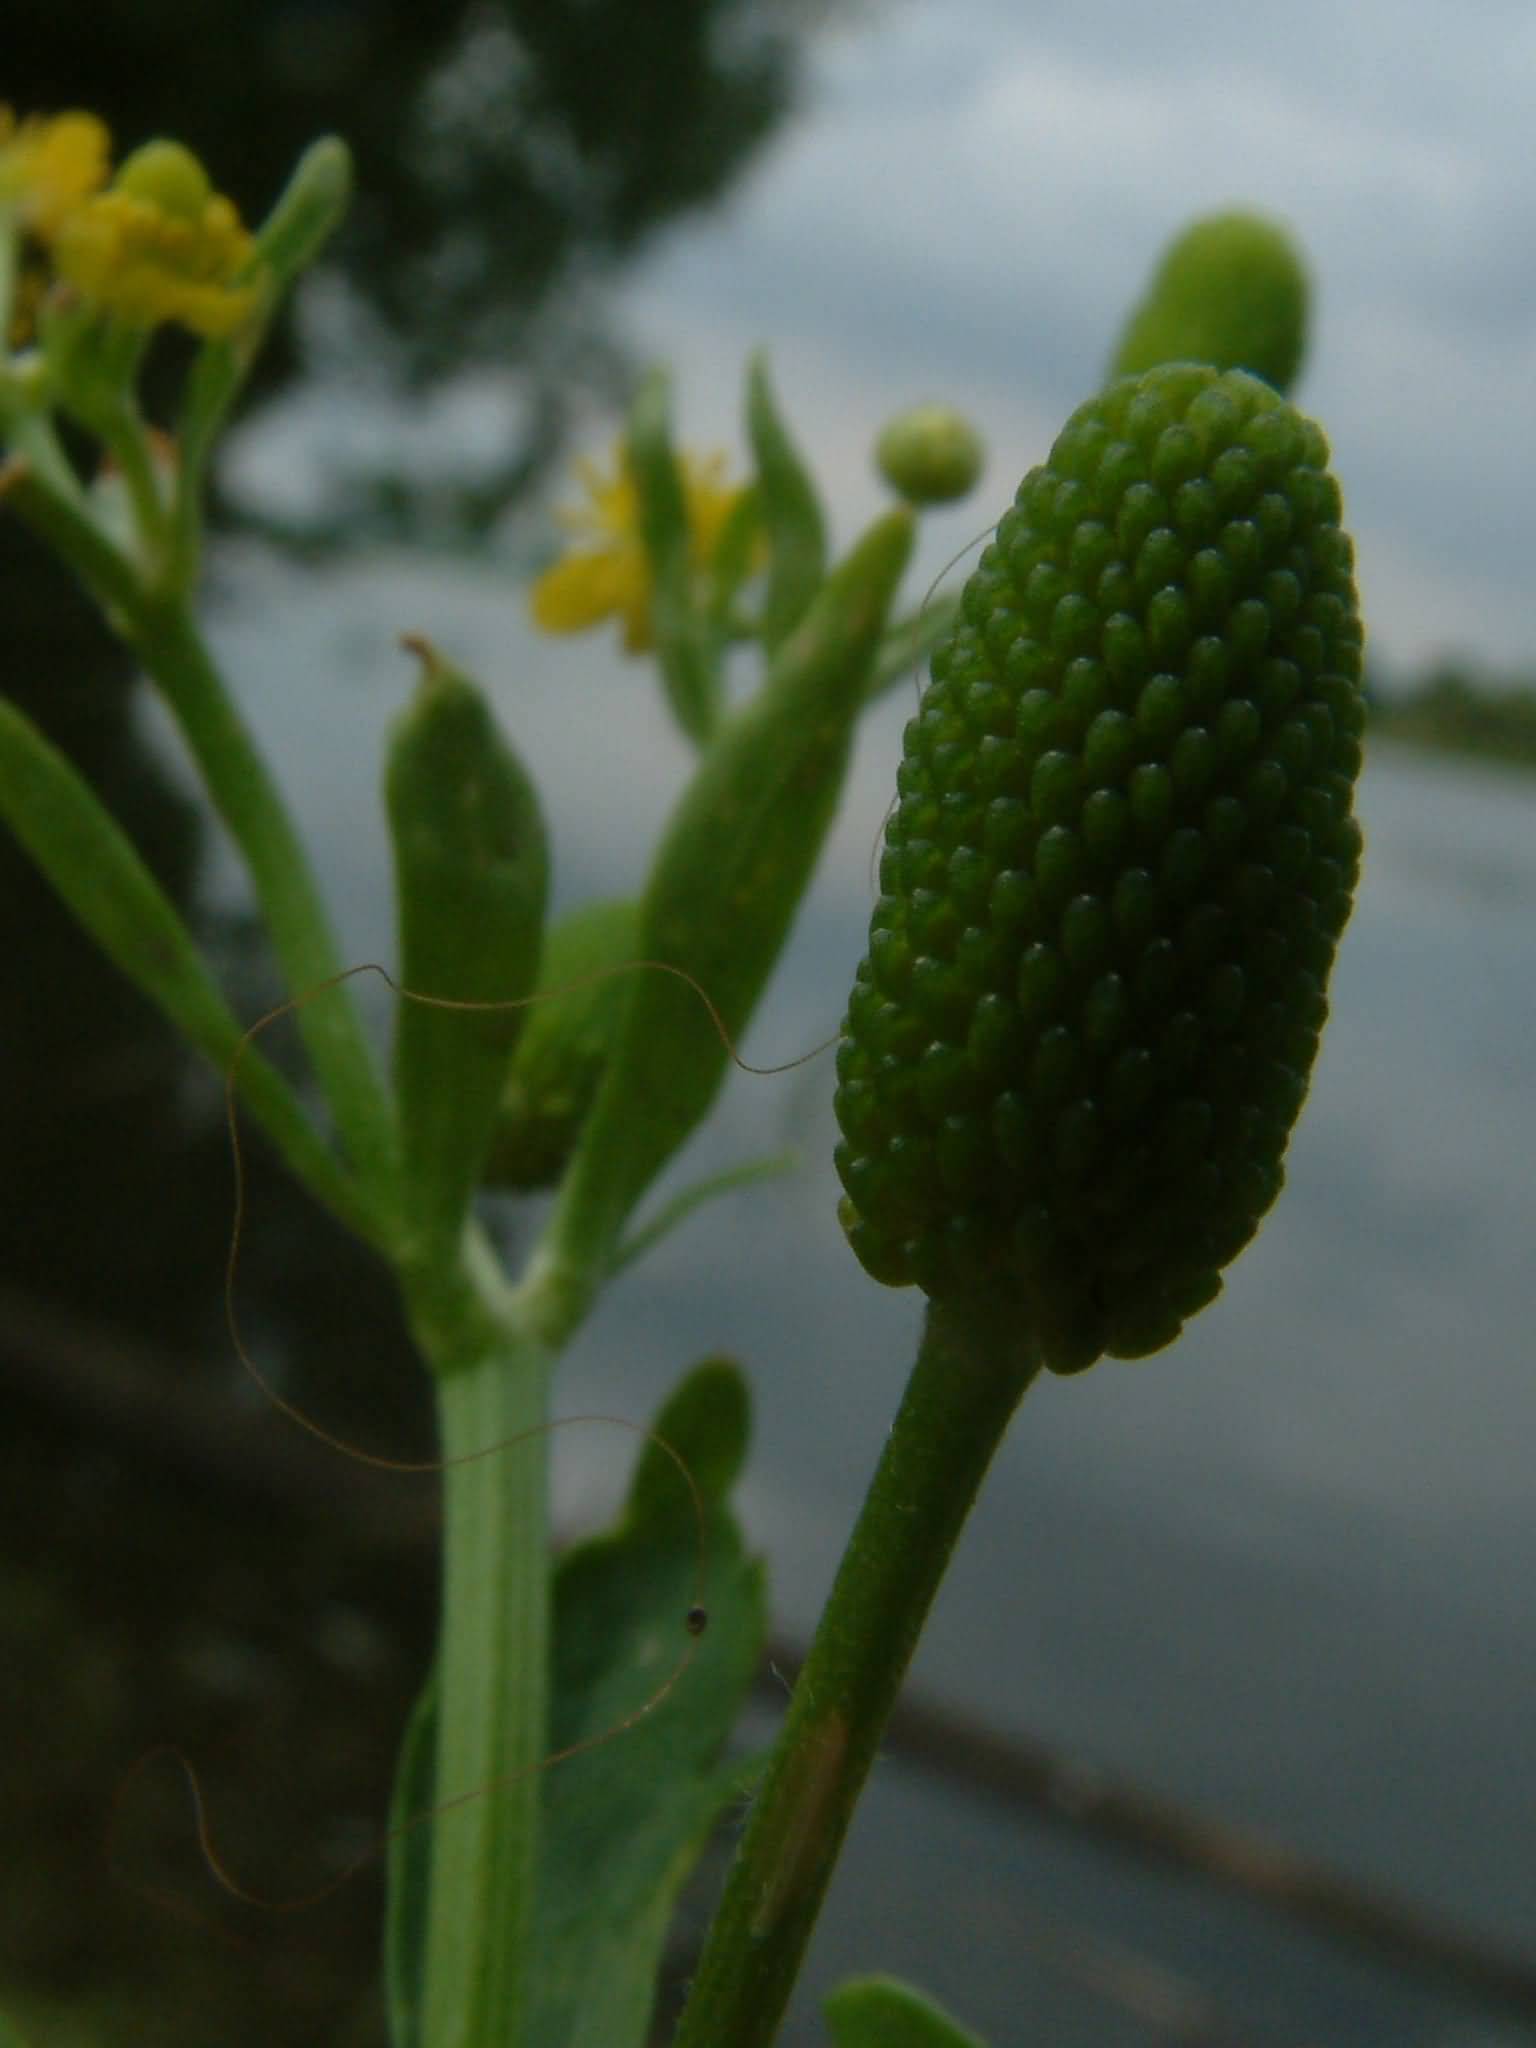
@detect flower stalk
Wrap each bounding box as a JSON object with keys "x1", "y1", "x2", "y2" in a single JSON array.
[
  {"x1": 673, "y1": 1292, "x2": 1040, "y2": 2048},
  {"x1": 133, "y1": 595, "x2": 399, "y2": 1207}
]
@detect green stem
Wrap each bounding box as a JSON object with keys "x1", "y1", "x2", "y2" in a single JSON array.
[
  {"x1": 134, "y1": 597, "x2": 399, "y2": 1210},
  {"x1": 422, "y1": 1305, "x2": 553, "y2": 2048},
  {"x1": 672, "y1": 1291, "x2": 1041, "y2": 2048},
  {"x1": 99, "y1": 400, "x2": 171, "y2": 572},
  {"x1": 1, "y1": 434, "x2": 145, "y2": 626}
]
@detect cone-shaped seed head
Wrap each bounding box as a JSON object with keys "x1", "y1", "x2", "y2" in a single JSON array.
[{"x1": 834, "y1": 365, "x2": 1365, "y2": 1374}]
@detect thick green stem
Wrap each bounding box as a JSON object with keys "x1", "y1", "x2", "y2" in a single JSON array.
[
  {"x1": 422, "y1": 1311, "x2": 553, "y2": 2048},
  {"x1": 134, "y1": 597, "x2": 398, "y2": 1209},
  {"x1": 672, "y1": 1292, "x2": 1041, "y2": 2048}
]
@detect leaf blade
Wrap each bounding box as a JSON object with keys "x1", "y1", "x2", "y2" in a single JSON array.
[
  {"x1": 0, "y1": 695, "x2": 374, "y2": 1239},
  {"x1": 527, "y1": 1359, "x2": 767, "y2": 2048}
]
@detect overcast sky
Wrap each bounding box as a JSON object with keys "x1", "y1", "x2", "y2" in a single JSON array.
[{"x1": 617, "y1": 0, "x2": 1536, "y2": 676}]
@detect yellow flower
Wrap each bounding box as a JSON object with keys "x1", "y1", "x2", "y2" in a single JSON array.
[
  {"x1": 531, "y1": 441, "x2": 749, "y2": 654},
  {"x1": 52, "y1": 138, "x2": 262, "y2": 340},
  {"x1": 0, "y1": 106, "x2": 110, "y2": 240}
]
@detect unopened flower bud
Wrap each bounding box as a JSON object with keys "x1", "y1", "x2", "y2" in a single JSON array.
[{"x1": 876, "y1": 405, "x2": 985, "y2": 506}]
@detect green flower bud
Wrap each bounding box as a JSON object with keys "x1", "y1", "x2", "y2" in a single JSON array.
[
  {"x1": 875, "y1": 405, "x2": 986, "y2": 506},
  {"x1": 114, "y1": 139, "x2": 212, "y2": 221},
  {"x1": 252, "y1": 135, "x2": 353, "y2": 284},
  {"x1": 834, "y1": 365, "x2": 1364, "y2": 1374},
  {"x1": 1110, "y1": 211, "x2": 1310, "y2": 395}
]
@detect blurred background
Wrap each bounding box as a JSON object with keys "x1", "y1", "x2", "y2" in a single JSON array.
[{"x1": 3, "y1": 2, "x2": 1535, "y2": 2043}]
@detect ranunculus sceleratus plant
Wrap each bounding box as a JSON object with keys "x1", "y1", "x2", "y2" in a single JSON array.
[{"x1": 0, "y1": 110, "x2": 1359, "y2": 2048}]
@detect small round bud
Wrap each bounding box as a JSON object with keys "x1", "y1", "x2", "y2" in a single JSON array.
[
  {"x1": 114, "y1": 139, "x2": 213, "y2": 221},
  {"x1": 876, "y1": 405, "x2": 985, "y2": 506}
]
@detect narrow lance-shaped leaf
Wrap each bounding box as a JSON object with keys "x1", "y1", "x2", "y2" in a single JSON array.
[
  {"x1": 544, "y1": 504, "x2": 915, "y2": 1313},
  {"x1": 747, "y1": 349, "x2": 826, "y2": 652},
  {"x1": 628, "y1": 366, "x2": 721, "y2": 745},
  {"x1": 484, "y1": 896, "x2": 641, "y2": 1192},
  {"x1": 176, "y1": 138, "x2": 354, "y2": 562},
  {"x1": 250, "y1": 134, "x2": 355, "y2": 287},
  {"x1": 0, "y1": 695, "x2": 377, "y2": 1242},
  {"x1": 386, "y1": 637, "x2": 548, "y2": 1263},
  {"x1": 383, "y1": 1666, "x2": 439, "y2": 2048},
  {"x1": 704, "y1": 481, "x2": 765, "y2": 637}
]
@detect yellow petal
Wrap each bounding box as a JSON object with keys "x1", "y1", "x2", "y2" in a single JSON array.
[
  {"x1": 531, "y1": 550, "x2": 631, "y2": 634},
  {"x1": 0, "y1": 109, "x2": 110, "y2": 240},
  {"x1": 51, "y1": 144, "x2": 262, "y2": 339}
]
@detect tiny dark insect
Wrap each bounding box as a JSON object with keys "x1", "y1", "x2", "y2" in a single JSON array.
[{"x1": 685, "y1": 1606, "x2": 709, "y2": 1637}]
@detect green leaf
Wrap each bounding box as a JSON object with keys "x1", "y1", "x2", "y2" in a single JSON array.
[
  {"x1": 0, "y1": 695, "x2": 376, "y2": 1241},
  {"x1": 175, "y1": 138, "x2": 354, "y2": 572},
  {"x1": 545, "y1": 505, "x2": 915, "y2": 1311},
  {"x1": 251, "y1": 135, "x2": 354, "y2": 289},
  {"x1": 705, "y1": 482, "x2": 765, "y2": 636},
  {"x1": 628, "y1": 367, "x2": 722, "y2": 745},
  {"x1": 383, "y1": 1666, "x2": 439, "y2": 2048},
  {"x1": 386, "y1": 637, "x2": 549, "y2": 1261},
  {"x1": 824, "y1": 1975, "x2": 990, "y2": 2048},
  {"x1": 527, "y1": 1358, "x2": 767, "y2": 2048},
  {"x1": 0, "y1": 2012, "x2": 33, "y2": 2048},
  {"x1": 747, "y1": 351, "x2": 827, "y2": 652},
  {"x1": 485, "y1": 897, "x2": 641, "y2": 1193},
  {"x1": 610, "y1": 1149, "x2": 800, "y2": 1277}
]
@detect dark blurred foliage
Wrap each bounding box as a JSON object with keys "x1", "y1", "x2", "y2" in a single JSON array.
[
  {"x1": 1, "y1": 4, "x2": 828, "y2": 2036},
  {"x1": 9, "y1": 0, "x2": 808, "y2": 537},
  {"x1": 1369, "y1": 661, "x2": 1536, "y2": 772}
]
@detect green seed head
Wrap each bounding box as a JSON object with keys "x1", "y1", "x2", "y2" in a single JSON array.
[
  {"x1": 834, "y1": 364, "x2": 1364, "y2": 1374},
  {"x1": 1110, "y1": 211, "x2": 1310, "y2": 395}
]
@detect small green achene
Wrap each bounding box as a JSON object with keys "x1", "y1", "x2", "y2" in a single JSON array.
[{"x1": 834, "y1": 363, "x2": 1365, "y2": 1373}]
